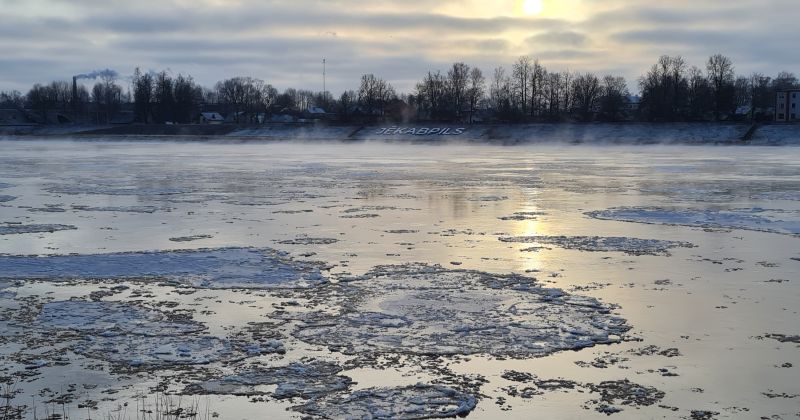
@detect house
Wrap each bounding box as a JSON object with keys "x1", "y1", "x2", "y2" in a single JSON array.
[
  {"x1": 199, "y1": 112, "x2": 224, "y2": 124},
  {"x1": 775, "y1": 90, "x2": 800, "y2": 122}
]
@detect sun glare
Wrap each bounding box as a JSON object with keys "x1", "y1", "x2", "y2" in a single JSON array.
[{"x1": 522, "y1": 0, "x2": 544, "y2": 15}]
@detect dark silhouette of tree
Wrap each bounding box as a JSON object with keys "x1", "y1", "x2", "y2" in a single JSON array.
[
  {"x1": 338, "y1": 90, "x2": 356, "y2": 121},
  {"x1": 528, "y1": 59, "x2": 546, "y2": 118},
  {"x1": 598, "y1": 75, "x2": 630, "y2": 121},
  {"x1": 512, "y1": 56, "x2": 532, "y2": 116},
  {"x1": 358, "y1": 74, "x2": 395, "y2": 118},
  {"x1": 132, "y1": 68, "x2": 154, "y2": 123},
  {"x1": 771, "y1": 72, "x2": 799, "y2": 91},
  {"x1": 90, "y1": 75, "x2": 122, "y2": 124},
  {"x1": 447, "y1": 62, "x2": 470, "y2": 121},
  {"x1": 686, "y1": 66, "x2": 712, "y2": 121},
  {"x1": 706, "y1": 54, "x2": 736, "y2": 120},
  {"x1": 572, "y1": 72, "x2": 601, "y2": 121},
  {"x1": 467, "y1": 67, "x2": 485, "y2": 123},
  {"x1": 27, "y1": 84, "x2": 53, "y2": 121},
  {"x1": 0, "y1": 90, "x2": 24, "y2": 108},
  {"x1": 173, "y1": 74, "x2": 202, "y2": 123},
  {"x1": 639, "y1": 55, "x2": 689, "y2": 121},
  {"x1": 154, "y1": 71, "x2": 175, "y2": 123},
  {"x1": 490, "y1": 67, "x2": 513, "y2": 121},
  {"x1": 415, "y1": 71, "x2": 447, "y2": 120}
]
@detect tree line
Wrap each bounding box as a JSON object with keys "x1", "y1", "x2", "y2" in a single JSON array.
[{"x1": 2, "y1": 54, "x2": 798, "y2": 124}]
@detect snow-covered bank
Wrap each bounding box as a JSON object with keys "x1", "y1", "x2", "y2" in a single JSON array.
[{"x1": 1, "y1": 122, "x2": 799, "y2": 144}]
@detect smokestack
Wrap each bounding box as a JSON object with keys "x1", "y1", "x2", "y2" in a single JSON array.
[{"x1": 72, "y1": 76, "x2": 78, "y2": 110}]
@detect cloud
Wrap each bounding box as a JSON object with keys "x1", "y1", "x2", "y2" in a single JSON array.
[
  {"x1": 0, "y1": 0, "x2": 798, "y2": 94},
  {"x1": 526, "y1": 31, "x2": 588, "y2": 47}
]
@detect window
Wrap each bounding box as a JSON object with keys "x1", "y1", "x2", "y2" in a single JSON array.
[
  {"x1": 780, "y1": 103, "x2": 785, "y2": 109},
  {"x1": 778, "y1": 113, "x2": 785, "y2": 119},
  {"x1": 794, "y1": 103, "x2": 797, "y2": 109},
  {"x1": 792, "y1": 113, "x2": 797, "y2": 120}
]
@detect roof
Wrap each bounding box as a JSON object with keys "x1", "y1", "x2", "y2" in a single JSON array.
[{"x1": 200, "y1": 112, "x2": 224, "y2": 121}]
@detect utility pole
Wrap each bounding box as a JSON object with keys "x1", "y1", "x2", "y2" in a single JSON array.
[{"x1": 323, "y1": 58, "x2": 327, "y2": 98}]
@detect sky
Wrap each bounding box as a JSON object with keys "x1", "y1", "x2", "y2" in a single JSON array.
[{"x1": 1, "y1": 0, "x2": 798, "y2": 95}]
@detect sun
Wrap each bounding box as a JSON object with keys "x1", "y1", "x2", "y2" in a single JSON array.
[{"x1": 522, "y1": 0, "x2": 544, "y2": 15}]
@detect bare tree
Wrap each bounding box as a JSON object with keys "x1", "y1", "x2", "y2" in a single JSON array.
[
  {"x1": 358, "y1": 74, "x2": 395, "y2": 117},
  {"x1": 706, "y1": 54, "x2": 735, "y2": 120},
  {"x1": 467, "y1": 67, "x2": 485, "y2": 123},
  {"x1": 598, "y1": 75, "x2": 630, "y2": 121},
  {"x1": 572, "y1": 72, "x2": 601, "y2": 121},
  {"x1": 490, "y1": 67, "x2": 512, "y2": 120},
  {"x1": 528, "y1": 59, "x2": 546, "y2": 118},
  {"x1": 415, "y1": 71, "x2": 446, "y2": 120},
  {"x1": 447, "y1": 62, "x2": 470, "y2": 120},
  {"x1": 512, "y1": 56, "x2": 532, "y2": 115}
]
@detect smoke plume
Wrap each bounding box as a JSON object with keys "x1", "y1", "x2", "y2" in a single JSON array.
[{"x1": 74, "y1": 69, "x2": 119, "y2": 80}]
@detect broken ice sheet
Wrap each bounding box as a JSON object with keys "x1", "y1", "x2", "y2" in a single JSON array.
[
  {"x1": 291, "y1": 264, "x2": 629, "y2": 357},
  {"x1": 278, "y1": 237, "x2": 339, "y2": 245},
  {"x1": 499, "y1": 235, "x2": 695, "y2": 256},
  {"x1": 293, "y1": 384, "x2": 477, "y2": 419},
  {"x1": 37, "y1": 300, "x2": 204, "y2": 336},
  {"x1": 498, "y1": 211, "x2": 546, "y2": 221},
  {"x1": 187, "y1": 361, "x2": 353, "y2": 398},
  {"x1": 0, "y1": 247, "x2": 326, "y2": 289},
  {"x1": 71, "y1": 205, "x2": 159, "y2": 213},
  {"x1": 587, "y1": 207, "x2": 800, "y2": 235},
  {"x1": 76, "y1": 335, "x2": 243, "y2": 367},
  {"x1": 169, "y1": 234, "x2": 213, "y2": 242},
  {"x1": 0, "y1": 195, "x2": 16, "y2": 203},
  {"x1": 0, "y1": 224, "x2": 77, "y2": 235},
  {"x1": 0, "y1": 279, "x2": 17, "y2": 299}
]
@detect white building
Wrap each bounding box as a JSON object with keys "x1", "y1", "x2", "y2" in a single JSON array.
[
  {"x1": 199, "y1": 112, "x2": 224, "y2": 124},
  {"x1": 776, "y1": 90, "x2": 800, "y2": 122}
]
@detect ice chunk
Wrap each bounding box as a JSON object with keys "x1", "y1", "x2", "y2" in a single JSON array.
[
  {"x1": 0, "y1": 247, "x2": 326, "y2": 289},
  {"x1": 587, "y1": 207, "x2": 800, "y2": 235},
  {"x1": 0, "y1": 224, "x2": 77, "y2": 235},
  {"x1": 76, "y1": 335, "x2": 242, "y2": 367},
  {"x1": 292, "y1": 264, "x2": 629, "y2": 357},
  {"x1": 37, "y1": 300, "x2": 204, "y2": 336},
  {"x1": 499, "y1": 235, "x2": 695, "y2": 256},
  {"x1": 187, "y1": 361, "x2": 353, "y2": 398},
  {"x1": 293, "y1": 384, "x2": 477, "y2": 419}
]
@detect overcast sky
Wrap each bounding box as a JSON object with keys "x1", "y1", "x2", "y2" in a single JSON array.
[{"x1": 1, "y1": 0, "x2": 798, "y2": 95}]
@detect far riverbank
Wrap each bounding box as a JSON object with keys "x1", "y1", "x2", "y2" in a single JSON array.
[{"x1": 1, "y1": 122, "x2": 798, "y2": 145}]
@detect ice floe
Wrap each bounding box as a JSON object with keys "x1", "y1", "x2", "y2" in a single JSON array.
[
  {"x1": 76, "y1": 335, "x2": 242, "y2": 368},
  {"x1": 499, "y1": 235, "x2": 695, "y2": 256},
  {"x1": 0, "y1": 224, "x2": 77, "y2": 235},
  {"x1": 293, "y1": 384, "x2": 477, "y2": 419},
  {"x1": 291, "y1": 264, "x2": 629, "y2": 357},
  {"x1": 0, "y1": 247, "x2": 326, "y2": 289},
  {"x1": 278, "y1": 237, "x2": 339, "y2": 245},
  {"x1": 0, "y1": 195, "x2": 16, "y2": 203},
  {"x1": 168, "y1": 234, "x2": 213, "y2": 242},
  {"x1": 37, "y1": 300, "x2": 204, "y2": 336},
  {"x1": 187, "y1": 361, "x2": 353, "y2": 398},
  {"x1": 587, "y1": 207, "x2": 800, "y2": 235},
  {"x1": 71, "y1": 205, "x2": 159, "y2": 213}
]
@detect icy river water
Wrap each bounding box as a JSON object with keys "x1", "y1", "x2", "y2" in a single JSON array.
[{"x1": 0, "y1": 139, "x2": 799, "y2": 419}]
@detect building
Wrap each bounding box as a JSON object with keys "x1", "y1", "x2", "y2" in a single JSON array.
[
  {"x1": 775, "y1": 90, "x2": 800, "y2": 122},
  {"x1": 199, "y1": 112, "x2": 224, "y2": 124}
]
